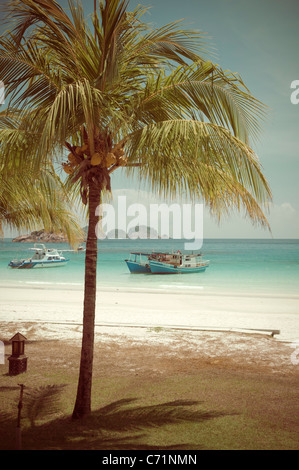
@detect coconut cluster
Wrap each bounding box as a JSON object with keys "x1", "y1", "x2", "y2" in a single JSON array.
[{"x1": 62, "y1": 142, "x2": 128, "y2": 175}]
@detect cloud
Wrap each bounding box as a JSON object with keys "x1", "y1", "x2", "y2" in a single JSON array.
[
  {"x1": 203, "y1": 201, "x2": 299, "y2": 239},
  {"x1": 266, "y1": 202, "x2": 299, "y2": 238}
]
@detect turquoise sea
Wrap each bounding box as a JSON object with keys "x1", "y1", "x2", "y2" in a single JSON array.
[{"x1": 0, "y1": 238, "x2": 298, "y2": 296}]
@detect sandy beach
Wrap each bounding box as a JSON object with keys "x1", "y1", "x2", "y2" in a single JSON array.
[
  {"x1": 1, "y1": 284, "x2": 299, "y2": 372},
  {"x1": 1, "y1": 283, "x2": 299, "y2": 338}
]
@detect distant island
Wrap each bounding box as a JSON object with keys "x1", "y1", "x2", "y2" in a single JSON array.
[
  {"x1": 96, "y1": 225, "x2": 161, "y2": 239},
  {"x1": 12, "y1": 229, "x2": 70, "y2": 243},
  {"x1": 12, "y1": 225, "x2": 163, "y2": 242}
]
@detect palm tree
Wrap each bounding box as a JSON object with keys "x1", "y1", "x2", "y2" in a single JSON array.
[
  {"x1": 0, "y1": 0, "x2": 271, "y2": 419},
  {"x1": 0, "y1": 110, "x2": 84, "y2": 242}
]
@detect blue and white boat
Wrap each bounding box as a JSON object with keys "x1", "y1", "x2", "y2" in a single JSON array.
[
  {"x1": 125, "y1": 251, "x2": 176, "y2": 273},
  {"x1": 149, "y1": 252, "x2": 209, "y2": 274},
  {"x1": 8, "y1": 244, "x2": 70, "y2": 269},
  {"x1": 125, "y1": 252, "x2": 152, "y2": 273},
  {"x1": 125, "y1": 251, "x2": 209, "y2": 274}
]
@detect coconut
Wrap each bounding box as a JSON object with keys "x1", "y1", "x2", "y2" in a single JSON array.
[
  {"x1": 91, "y1": 152, "x2": 102, "y2": 166},
  {"x1": 106, "y1": 152, "x2": 117, "y2": 167},
  {"x1": 63, "y1": 163, "x2": 74, "y2": 174},
  {"x1": 118, "y1": 156, "x2": 128, "y2": 166},
  {"x1": 69, "y1": 152, "x2": 82, "y2": 166},
  {"x1": 67, "y1": 153, "x2": 78, "y2": 165},
  {"x1": 75, "y1": 146, "x2": 83, "y2": 155},
  {"x1": 80, "y1": 144, "x2": 89, "y2": 153},
  {"x1": 116, "y1": 148, "x2": 125, "y2": 157}
]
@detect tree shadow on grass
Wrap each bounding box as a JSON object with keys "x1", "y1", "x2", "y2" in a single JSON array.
[
  {"x1": 92, "y1": 398, "x2": 227, "y2": 433},
  {"x1": 2, "y1": 397, "x2": 234, "y2": 450}
]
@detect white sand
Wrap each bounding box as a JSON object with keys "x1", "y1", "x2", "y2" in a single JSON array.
[
  {"x1": 0, "y1": 284, "x2": 298, "y2": 342},
  {"x1": 1, "y1": 284, "x2": 299, "y2": 373}
]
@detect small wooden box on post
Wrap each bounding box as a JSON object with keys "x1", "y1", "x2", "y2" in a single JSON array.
[{"x1": 8, "y1": 333, "x2": 27, "y2": 376}]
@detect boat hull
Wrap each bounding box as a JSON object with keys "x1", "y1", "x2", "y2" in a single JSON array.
[
  {"x1": 9, "y1": 260, "x2": 69, "y2": 269},
  {"x1": 125, "y1": 260, "x2": 151, "y2": 273},
  {"x1": 149, "y1": 260, "x2": 209, "y2": 274}
]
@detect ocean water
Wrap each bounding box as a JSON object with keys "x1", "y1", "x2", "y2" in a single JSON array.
[{"x1": 0, "y1": 238, "x2": 298, "y2": 296}]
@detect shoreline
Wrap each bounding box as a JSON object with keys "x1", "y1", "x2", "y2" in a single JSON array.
[{"x1": 1, "y1": 280, "x2": 299, "y2": 299}]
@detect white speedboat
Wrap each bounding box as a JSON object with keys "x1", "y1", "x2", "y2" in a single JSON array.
[{"x1": 8, "y1": 244, "x2": 70, "y2": 269}]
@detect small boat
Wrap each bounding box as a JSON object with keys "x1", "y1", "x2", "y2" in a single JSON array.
[
  {"x1": 125, "y1": 251, "x2": 209, "y2": 274},
  {"x1": 61, "y1": 245, "x2": 85, "y2": 253},
  {"x1": 149, "y1": 252, "x2": 209, "y2": 274},
  {"x1": 125, "y1": 252, "x2": 152, "y2": 273},
  {"x1": 125, "y1": 251, "x2": 175, "y2": 273},
  {"x1": 8, "y1": 244, "x2": 70, "y2": 269}
]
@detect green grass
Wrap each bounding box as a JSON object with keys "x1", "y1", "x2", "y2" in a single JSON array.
[{"x1": 0, "y1": 339, "x2": 298, "y2": 450}]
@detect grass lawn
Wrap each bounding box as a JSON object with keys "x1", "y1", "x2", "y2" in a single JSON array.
[{"x1": 0, "y1": 325, "x2": 298, "y2": 450}]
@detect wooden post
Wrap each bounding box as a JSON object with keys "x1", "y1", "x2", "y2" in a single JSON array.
[{"x1": 16, "y1": 384, "x2": 25, "y2": 450}]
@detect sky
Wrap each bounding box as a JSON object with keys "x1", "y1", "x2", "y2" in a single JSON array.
[{"x1": 1, "y1": 0, "x2": 299, "y2": 238}]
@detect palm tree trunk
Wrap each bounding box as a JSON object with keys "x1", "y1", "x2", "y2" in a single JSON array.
[{"x1": 72, "y1": 181, "x2": 101, "y2": 419}]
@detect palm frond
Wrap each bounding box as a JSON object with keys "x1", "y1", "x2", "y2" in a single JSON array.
[
  {"x1": 0, "y1": 159, "x2": 85, "y2": 246},
  {"x1": 24, "y1": 384, "x2": 66, "y2": 427},
  {"x1": 126, "y1": 119, "x2": 271, "y2": 228},
  {"x1": 131, "y1": 61, "x2": 268, "y2": 144}
]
